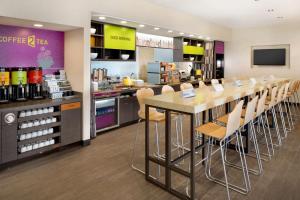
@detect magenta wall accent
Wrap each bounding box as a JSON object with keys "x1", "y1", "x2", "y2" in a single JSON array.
[
  {"x1": 0, "y1": 24, "x2": 64, "y2": 74},
  {"x1": 215, "y1": 41, "x2": 224, "y2": 54}
]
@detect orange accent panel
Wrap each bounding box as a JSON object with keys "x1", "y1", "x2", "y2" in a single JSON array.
[{"x1": 61, "y1": 102, "x2": 81, "y2": 111}]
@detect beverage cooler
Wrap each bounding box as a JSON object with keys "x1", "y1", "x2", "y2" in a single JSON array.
[{"x1": 94, "y1": 97, "x2": 119, "y2": 132}]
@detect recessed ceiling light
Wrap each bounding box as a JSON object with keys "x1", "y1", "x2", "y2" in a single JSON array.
[
  {"x1": 168, "y1": 30, "x2": 173, "y2": 33},
  {"x1": 189, "y1": 34, "x2": 194, "y2": 37},
  {"x1": 139, "y1": 24, "x2": 145, "y2": 27},
  {"x1": 277, "y1": 16, "x2": 284, "y2": 19},
  {"x1": 179, "y1": 32, "x2": 184, "y2": 35},
  {"x1": 154, "y1": 27, "x2": 160, "y2": 30},
  {"x1": 98, "y1": 16, "x2": 106, "y2": 20},
  {"x1": 267, "y1": 9, "x2": 274, "y2": 12},
  {"x1": 120, "y1": 20, "x2": 127, "y2": 24},
  {"x1": 33, "y1": 24, "x2": 43, "y2": 28}
]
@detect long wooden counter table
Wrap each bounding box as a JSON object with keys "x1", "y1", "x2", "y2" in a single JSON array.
[{"x1": 143, "y1": 77, "x2": 289, "y2": 200}]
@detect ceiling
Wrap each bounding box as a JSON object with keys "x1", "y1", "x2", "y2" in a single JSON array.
[
  {"x1": 0, "y1": 16, "x2": 79, "y2": 32},
  {"x1": 145, "y1": 0, "x2": 300, "y2": 28},
  {"x1": 91, "y1": 14, "x2": 212, "y2": 40}
]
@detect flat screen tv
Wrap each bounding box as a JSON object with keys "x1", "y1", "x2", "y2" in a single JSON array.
[{"x1": 253, "y1": 49, "x2": 286, "y2": 66}]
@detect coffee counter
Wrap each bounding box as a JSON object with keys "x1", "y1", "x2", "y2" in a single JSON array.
[{"x1": 0, "y1": 93, "x2": 82, "y2": 165}]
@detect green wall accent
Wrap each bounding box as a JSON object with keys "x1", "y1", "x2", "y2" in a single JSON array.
[
  {"x1": 104, "y1": 24, "x2": 136, "y2": 50},
  {"x1": 183, "y1": 45, "x2": 204, "y2": 55}
]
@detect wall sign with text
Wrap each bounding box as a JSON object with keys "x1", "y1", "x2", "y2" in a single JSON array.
[
  {"x1": 104, "y1": 24, "x2": 136, "y2": 51},
  {"x1": 0, "y1": 24, "x2": 64, "y2": 74}
]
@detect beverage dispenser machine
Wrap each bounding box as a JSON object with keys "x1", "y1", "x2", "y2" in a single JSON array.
[{"x1": 11, "y1": 68, "x2": 27, "y2": 101}]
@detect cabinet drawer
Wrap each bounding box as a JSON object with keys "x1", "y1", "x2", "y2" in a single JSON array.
[{"x1": 61, "y1": 102, "x2": 82, "y2": 145}]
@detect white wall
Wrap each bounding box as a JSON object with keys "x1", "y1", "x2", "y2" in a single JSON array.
[{"x1": 225, "y1": 23, "x2": 300, "y2": 79}]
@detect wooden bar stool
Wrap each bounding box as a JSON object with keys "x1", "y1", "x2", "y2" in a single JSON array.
[
  {"x1": 282, "y1": 82, "x2": 294, "y2": 130},
  {"x1": 161, "y1": 85, "x2": 185, "y2": 156},
  {"x1": 180, "y1": 82, "x2": 193, "y2": 91},
  {"x1": 195, "y1": 100, "x2": 251, "y2": 200},
  {"x1": 218, "y1": 96, "x2": 263, "y2": 176},
  {"x1": 198, "y1": 80, "x2": 206, "y2": 88},
  {"x1": 211, "y1": 79, "x2": 219, "y2": 85},
  {"x1": 287, "y1": 80, "x2": 300, "y2": 117},
  {"x1": 131, "y1": 88, "x2": 165, "y2": 177},
  {"x1": 271, "y1": 85, "x2": 288, "y2": 139},
  {"x1": 265, "y1": 87, "x2": 283, "y2": 147},
  {"x1": 253, "y1": 90, "x2": 274, "y2": 160}
]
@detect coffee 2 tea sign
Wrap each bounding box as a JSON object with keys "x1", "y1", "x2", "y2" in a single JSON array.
[
  {"x1": 104, "y1": 24, "x2": 136, "y2": 51},
  {"x1": 0, "y1": 24, "x2": 64, "y2": 74}
]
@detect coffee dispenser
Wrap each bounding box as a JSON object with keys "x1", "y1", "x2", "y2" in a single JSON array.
[
  {"x1": 11, "y1": 68, "x2": 27, "y2": 101},
  {"x1": 28, "y1": 67, "x2": 44, "y2": 99},
  {"x1": 0, "y1": 68, "x2": 10, "y2": 103}
]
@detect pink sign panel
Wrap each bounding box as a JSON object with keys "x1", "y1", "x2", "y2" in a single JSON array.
[
  {"x1": 215, "y1": 41, "x2": 224, "y2": 54},
  {"x1": 0, "y1": 24, "x2": 64, "y2": 74}
]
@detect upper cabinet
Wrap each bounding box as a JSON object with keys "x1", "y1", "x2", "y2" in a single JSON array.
[
  {"x1": 91, "y1": 21, "x2": 136, "y2": 61},
  {"x1": 173, "y1": 37, "x2": 205, "y2": 62}
]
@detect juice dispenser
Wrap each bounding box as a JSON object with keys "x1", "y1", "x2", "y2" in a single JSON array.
[
  {"x1": 0, "y1": 68, "x2": 10, "y2": 103},
  {"x1": 28, "y1": 67, "x2": 44, "y2": 99},
  {"x1": 11, "y1": 68, "x2": 27, "y2": 101}
]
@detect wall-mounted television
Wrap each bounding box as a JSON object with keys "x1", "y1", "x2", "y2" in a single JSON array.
[
  {"x1": 251, "y1": 44, "x2": 290, "y2": 68},
  {"x1": 253, "y1": 49, "x2": 286, "y2": 65}
]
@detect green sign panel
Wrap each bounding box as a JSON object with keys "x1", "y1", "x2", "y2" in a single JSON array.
[
  {"x1": 104, "y1": 24, "x2": 136, "y2": 51},
  {"x1": 183, "y1": 46, "x2": 204, "y2": 55}
]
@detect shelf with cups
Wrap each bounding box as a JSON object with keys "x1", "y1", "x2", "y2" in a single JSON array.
[
  {"x1": 18, "y1": 111, "x2": 61, "y2": 122},
  {"x1": 0, "y1": 93, "x2": 83, "y2": 166},
  {"x1": 18, "y1": 132, "x2": 61, "y2": 146},
  {"x1": 18, "y1": 121, "x2": 61, "y2": 135},
  {"x1": 18, "y1": 144, "x2": 60, "y2": 159}
]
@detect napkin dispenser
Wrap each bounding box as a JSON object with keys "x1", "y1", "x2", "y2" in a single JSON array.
[{"x1": 182, "y1": 88, "x2": 196, "y2": 98}]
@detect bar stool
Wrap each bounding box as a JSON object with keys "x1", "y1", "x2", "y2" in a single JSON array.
[
  {"x1": 253, "y1": 90, "x2": 274, "y2": 159},
  {"x1": 265, "y1": 87, "x2": 282, "y2": 147},
  {"x1": 271, "y1": 85, "x2": 288, "y2": 139},
  {"x1": 218, "y1": 96, "x2": 263, "y2": 176},
  {"x1": 131, "y1": 88, "x2": 165, "y2": 177},
  {"x1": 161, "y1": 85, "x2": 185, "y2": 156},
  {"x1": 196, "y1": 100, "x2": 250, "y2": 200},
  {"x1": 282, "y1": 82, "x2": 294, "y2": 131},
  {"x1": 211, "y1": 79, "x2": 219, "y2": 85},
  {"x1": 179, "y1": 83, "x2": 204, "y2": 145},
  {"x1": 180, "y1": 82, "x2": 193, "y2": 91},
  {"x1": 287, "y1": 80, "x2": 300, "y2": 116},
  {"x1": 198, "y1": 80, "x2": 206, "y2": 88}
]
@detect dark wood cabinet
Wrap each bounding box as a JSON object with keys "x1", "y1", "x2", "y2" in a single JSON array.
[
  {"x1": 0, "y1": 95, "x2": 82, "y2": 166},
  {"x1": 61, "y1": 102, "x2": 82, "y2": 146},
  {"x1": 119, "y1": 96, "x2": 139, "y2": 125}
]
